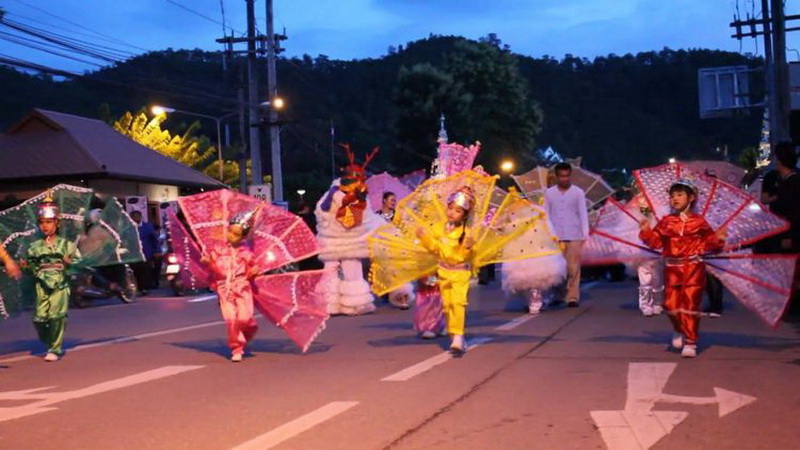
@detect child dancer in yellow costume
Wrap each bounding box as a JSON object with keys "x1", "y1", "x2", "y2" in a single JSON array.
[
  {"x1": 369, "y1": 170, "x2": 563, "y2": 357},
  {"x1": 416, "y1": 186, "x2": 476, "y2": 355}
]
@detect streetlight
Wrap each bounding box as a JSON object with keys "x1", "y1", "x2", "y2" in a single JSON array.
[
  {"x1": 260, "y1": 95, "x2": 286, "y2": 203},
  {"x1": 668, "y1": 157, "x2": 677, "y2": 164},
  {"x1": 262, "y1": 96, "x2": 285, "y2": 110},
  {"x1": 151, "y1": 105, "x2": 237, "y2": 182},
  {"x1": 500, "y1": 159, "x2": 515, "y2": 174}
]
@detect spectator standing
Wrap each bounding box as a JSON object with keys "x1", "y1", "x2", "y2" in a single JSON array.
[
  {"x1": 130, "y1": 210, "x2": 159, "y2": 295},
  {"x1": 769, "y1": 142, "x2": 800, "y2": 316},
  {"x1": 544, "y1": 163, "x2": 590, "y2": 307}
]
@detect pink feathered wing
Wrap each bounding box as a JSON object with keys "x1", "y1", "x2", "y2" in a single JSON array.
[
  {"x1": 253, "y1": 270, "x2": 330, "y2": 352},
  {"x1": 165, "y1": 209, "x2": 214, "y2": 290}
]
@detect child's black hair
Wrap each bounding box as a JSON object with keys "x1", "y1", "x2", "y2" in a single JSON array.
[{"x1": 668, "y1": 184, "x2": 695, "y2": 196}]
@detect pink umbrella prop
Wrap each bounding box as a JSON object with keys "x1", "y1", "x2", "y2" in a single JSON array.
[
  {"x1": 399, "y1": 169, "x2": 427, "y2": 191},
  {"x1": 366, "y1": 172, "x2": 412, "y2": 211},
  {"x1": 634, "y1": 163, "x2": 788, "y2": 249},
  {"x1": 684, "y1": 160, "x2": 746, "y2": 186},
  {"x1": 253, "y1": 269, "x2": 330, "y2": 352},
  {"x1": 165, "y1": 209, "x2": 214, "y2": 291},
  {"x1": 178, "y1": 189, "x2": 317, "y2": 274},
  {"x1": 511, "y1": 166, "x2": 550, "y2": 203},
  {"x1": 706, "y1": 253, "x2": 797, "y2": 327},
  {"x1": 570, "y1": 165, "x2": 615, "y2": 207},
  {"x1": 250, "y1": 204, "x2": 318, "y2": 273},
  {"x1": 177, "y1": 189, "x2": 261, "y2": 254},
  {"x1": 582, "y1": 196, "x2": 658, "y2": 265}
]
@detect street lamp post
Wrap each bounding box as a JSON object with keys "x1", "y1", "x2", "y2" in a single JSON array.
[
  {"x1": 260, "y1": 97, "x2": 286, "y2": 203},
  {"x1": 151, "y1": 106, "x2": 237, "y2": 182}
]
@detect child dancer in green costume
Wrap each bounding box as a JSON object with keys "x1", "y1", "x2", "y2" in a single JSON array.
[{"x1": 25, "y1": 195, "x2": 80, "y2": 362}]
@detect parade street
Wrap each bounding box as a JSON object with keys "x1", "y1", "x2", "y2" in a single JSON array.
[{"x1": 0, "y1": 279, "x2": 798, "y2": 450}]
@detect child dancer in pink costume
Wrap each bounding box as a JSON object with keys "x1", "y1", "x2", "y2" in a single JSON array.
[
  {"x1": 414, "y1": 275, "x2": 445, "y2": 339},
  {"x1": 201, "y1": 211, "x2": 260, "y2": 362}
]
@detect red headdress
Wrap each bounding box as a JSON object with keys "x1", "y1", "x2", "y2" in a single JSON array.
[{"x1": 336, "y1": 144, "x2": 379, "y2": 229}]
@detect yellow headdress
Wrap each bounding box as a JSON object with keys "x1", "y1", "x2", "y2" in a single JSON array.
[{"x1": 447, "y1": 186, "x2": 475, "y2": 212}]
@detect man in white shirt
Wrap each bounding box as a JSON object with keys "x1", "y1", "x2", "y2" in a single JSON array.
[{"x1": 544, "y1": 163, "x2": 590, "y2": 307}]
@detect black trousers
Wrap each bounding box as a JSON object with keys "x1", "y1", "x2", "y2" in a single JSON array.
[
  {"x1": 704, "y1": 271, "x2": 723, "y2": 313},
  {"x1": 131, "y1": 260, "x2": 153, "y2": 293}
]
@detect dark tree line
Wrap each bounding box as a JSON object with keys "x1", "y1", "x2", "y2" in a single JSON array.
[{"x1": 0, "y1": 36, "x2": 763, "y2": 200}]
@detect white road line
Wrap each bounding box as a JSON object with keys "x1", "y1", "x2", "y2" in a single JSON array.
[
  {"x1": 187, "y1": 294, "x2": 218, "y2": 303},
  {"x1": 232, "y1": 401, "x2": 359, "y2": 450},
  {"x1": 0, "y1": 320, "x2": 224, "y2": 364},
  {"x1": 495, "y1": 314, "x2": 536, "y2": 331},
  {"x1": 0, "y1": 365, "x2": 205, "y2": 423},
  {"x1": 381, "y1": 337, "x2": 493, "y2": 382}
]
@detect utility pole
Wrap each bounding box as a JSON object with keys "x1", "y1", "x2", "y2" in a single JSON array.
[
  {"x1": 772, "y1": 0, "x2": 791, "y2": 144},
  {"x1": 266, "y1": 0, "x2": 283, "y2": 202},
  {"x1": 246, "y1": 0, "x2": 262, "y2": 186},
  {"x1": 216, "y1": 0, "x2": 269, "y2": 189},
  {"x1": 238, "y1": 77, "x2": 248, "y2": 193},
  {"x1": 762, "y1": 0, "x2": 779, "y2": 150},
  {"x1": 731, "y1": 2, "x2": 799, "y2": 149}
]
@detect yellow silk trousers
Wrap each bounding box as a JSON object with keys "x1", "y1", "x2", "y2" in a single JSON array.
[{"x1": 437, "y1": 267, "x2": 471, "y2": 336}]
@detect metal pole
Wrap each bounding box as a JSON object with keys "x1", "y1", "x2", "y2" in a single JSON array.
[
  {"x1": 215, "y1": 118, "x2": 224, "y2": 181},
  {"x1": 246, "y1": 0, "x2": 262, "y2": 186},
  {"x1": 238, "y1": 80, "x2": 248, "y2": 193},
  {"x1": 762, "y1": 0, "x2": 778, "y2": 153},
  {"x1": 771, "y1": 0, "x2": 791, "y2": 143},
  {"x1": 330, "y1": 119, "x2": 336, "y2": 180},
  {"x1": 266, "y1": 0, "x2": 283, "y2": 202}
]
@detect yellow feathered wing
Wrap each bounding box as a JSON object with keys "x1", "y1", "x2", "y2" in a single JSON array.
[{"x1": 368, "y1": 171, "x2": 560, "y2": 295}]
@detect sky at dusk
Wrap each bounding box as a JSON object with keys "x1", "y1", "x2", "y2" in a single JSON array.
[{"x1": 1, "y1": 0, "x2": 799, "y2": 73}]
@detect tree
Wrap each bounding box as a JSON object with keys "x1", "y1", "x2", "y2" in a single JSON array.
[
  {"x1": 112, "y1": 110, "x2": 242, "y2": 185},
  {"x1": 393, "y1": 63, "x2": 467, "y2": 168},
  {"x1": 393, "y1": 37, "x2": 543, "y2": 172}
]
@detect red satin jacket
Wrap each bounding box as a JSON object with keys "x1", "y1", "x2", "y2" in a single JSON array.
[{"x1": 639, "y1": 212, "x2": 724, "y2": 259}]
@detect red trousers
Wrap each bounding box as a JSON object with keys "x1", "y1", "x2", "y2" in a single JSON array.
[{"x1": 664, "y1": 261, "x2": 705, "y2": 344}]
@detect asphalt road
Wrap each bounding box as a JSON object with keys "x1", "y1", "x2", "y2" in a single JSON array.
[{"x1": 0, "y1": 280, "x2": 798, "y2": 450}]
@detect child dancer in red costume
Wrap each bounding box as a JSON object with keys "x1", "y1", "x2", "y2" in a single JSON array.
[{"x1": 639, "y1": 180, "x2": 726, "y2": 358}]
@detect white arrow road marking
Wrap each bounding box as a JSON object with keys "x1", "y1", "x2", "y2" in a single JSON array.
[
  {"x1": 592, "y1": 363, "x2": 757, "y2": 449},
  {"x1": 659, "y1": 388, "x2": 757, "y2": 418},
  {"x1": 0, "y1": 365, "x2": 204, "y2": 422},
  {"x1": 232, "y1": 401, "x2": 359, "y2": 450},
  {"x1": 591, "y1": 410, "x2": 688, "y2": 450},
  {"x1": 381, "y1": 337, "x2": 493, "y2": 382}
]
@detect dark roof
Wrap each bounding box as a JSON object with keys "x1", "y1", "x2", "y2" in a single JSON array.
[{"x1": 0, "y1": 109, "x2": 224, "y2": 189}]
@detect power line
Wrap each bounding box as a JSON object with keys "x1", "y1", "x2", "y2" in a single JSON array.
[
  {"x1": 0, "y1": 31, "x2": 107, "y2": 67},
  {"x1": 165, "y1": 0, "x2": 244, "y2": 35},
  {"x1": 1, "y1": 11, "x2": 237, "y2": 98},
  {"x1": 219, "y1": 0, "x2": 228, "y2": 36},
  {"x1": 9, "y1": 0, "x2": 149, "y2": 52},
  {"x1": 4, "y1": 17, "x2": 136, "y2": 60},
  {"x1": 1, "y1": 17, "x2": 119, "y2": 63}
]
